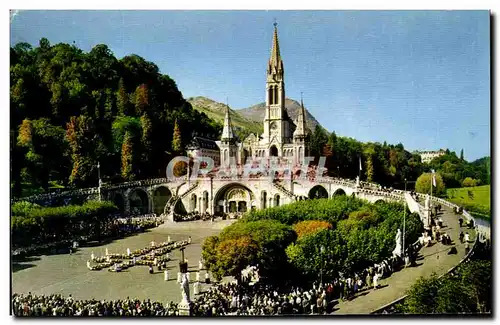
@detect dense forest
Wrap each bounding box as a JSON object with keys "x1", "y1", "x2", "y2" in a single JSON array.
[
  {"x1": 10, "y1": 39, "x2": 490, "y2": 199},
  {"x1": 308, "y1": 125, "x2": 490, "y2": 191},
  {"x1": 10, "y1": 39, "x2": 221, "y2": 197}
]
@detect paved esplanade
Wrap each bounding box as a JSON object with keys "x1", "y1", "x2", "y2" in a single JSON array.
[
  {"x1": 333, "y1": 204, "x2": 475, "y2": 314},
  {"x1": 12, "y1": 220, "x2": 235, "y2": 303},
  {"x1": 12, "y1": 207, "x2": 474, "y2": 314}
]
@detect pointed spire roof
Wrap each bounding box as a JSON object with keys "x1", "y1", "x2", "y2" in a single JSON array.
[
  {"x1": 294, "y1": 94, "x2": 309, "y2": 138},
  {"x1": 268, "y1": 22, "x2": 284, "y2": 74},
  {"x1": 221, "y1": 100, "x2": 235, "y2": 141}
]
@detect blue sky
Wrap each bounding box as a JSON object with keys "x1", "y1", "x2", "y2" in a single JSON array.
[{"x1": 10, "y1": 10, "x2": 490, "y2": 161}]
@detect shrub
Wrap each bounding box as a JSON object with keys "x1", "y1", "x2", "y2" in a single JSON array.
[
  {"x1": 462, "y1": 177, "x2": 480, "y2": 187},
  {"x1": 11, "y1": 200, "x2": 118, "y2": 247},
  {"x1": 293, "y1": 220, "x2": 332, "y2": 239},
  {"x1": 244, "y1": 196, "x2": 365, "y2": 226},
  {"x1": 203, "y1": 219, "x2": 296, "y2": 283}
]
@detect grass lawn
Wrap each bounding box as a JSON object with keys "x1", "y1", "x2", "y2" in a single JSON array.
[{"x1": 447, "y1": 185, "x2": 490, "y2": 219}]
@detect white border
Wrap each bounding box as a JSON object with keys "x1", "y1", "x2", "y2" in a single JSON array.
[{"x1": 3, "y1": 1, "x2": 498, "y2": 325}]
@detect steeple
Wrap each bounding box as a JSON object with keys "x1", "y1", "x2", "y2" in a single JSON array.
[
  {"x1": 294, "y1": 93, "x2": 308, "y2": 138},
  {"x1": 267, "y1": 22, "x2": 284, "y2": 76},
  {"x1": 221, "y1": 100, "x2": 234, "y2": 141}
]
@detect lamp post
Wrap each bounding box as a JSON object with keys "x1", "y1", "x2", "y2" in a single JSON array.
[
  {"x1": 403, "y1": 178, "x2": 407, "y2": 257},
  {"x1": 320, "y1": 245, "x2": 325, "y2": 285},
  {"x1": 97, "y1": 161, "x2": 102, "y2": 202}
]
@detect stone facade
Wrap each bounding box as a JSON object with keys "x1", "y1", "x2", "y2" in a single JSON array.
[
  {"x1": 216, "y1": 24, "x2": 310, "y2": 167},
  {"x1": 415, "y1": 149, "x2": 446, "y2": 164},
  {"x1": 186, "y1": 137, "x2": 220, "y2": 166}
]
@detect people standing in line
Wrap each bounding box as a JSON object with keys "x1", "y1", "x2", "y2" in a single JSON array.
[
  {"x1": 464, "y1": 232, "x2": 470, "y2": 243},
  {"x1": 459, "y1": 231, "x2": 464, "y2": 243},
  {"x1": 459, "y1": 217, "x2": 464, "y2": 228}
]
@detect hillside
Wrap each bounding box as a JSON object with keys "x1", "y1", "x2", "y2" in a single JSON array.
[
  {"x1": 188, "y1": 96, "x2": 323, "y2": 140},
  {"x1": 187, "y1": 96, "x2": 262, "y2": 140},
  {"x1": 447, "y1": 185, "x2": 490, "y2": 220},
  {"x1": 10, "y1": 40, "x2": 220, "y2": 196},
  {"x1": 238, "y1": 98, "x2": 321, "y2": 132}
]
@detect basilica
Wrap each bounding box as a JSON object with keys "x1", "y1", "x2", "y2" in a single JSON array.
[{"x1": 188, "y1": 24, "x2": 310, "y2": 167}]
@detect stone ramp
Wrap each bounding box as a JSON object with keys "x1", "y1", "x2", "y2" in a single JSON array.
[
  {"x1": 333, "y1": 205, "x2": 476, "y2": 314},
  {"x1": 159, "y1": 219, "x2": 236, "y2": 231}
]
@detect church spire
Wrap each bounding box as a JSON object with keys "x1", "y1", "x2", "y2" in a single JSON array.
[
  {"x1": 294, "y1": 93, "x2": 308, "y2": 138},
  {"x1": 221, "y1": 99, "x2": 234, "y2": 141},
  {"x1": 268, "y1": 22, "x2": 284, "y2": 75}
]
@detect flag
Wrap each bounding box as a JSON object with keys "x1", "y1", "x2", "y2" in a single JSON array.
[
  {"x1": 431, "y1": 169, "x2": 436, "y2": 187},
  {"x1": 359, "y1": 157, "x2": 362, "y2": 171}
]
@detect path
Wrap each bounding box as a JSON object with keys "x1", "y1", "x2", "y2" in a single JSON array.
[
  {"x1": 333, "y1": 205, "x2": 476, "y2": 314},
  {"x1": 12, "y1": 220, "x2": 234, "y2": 303}
]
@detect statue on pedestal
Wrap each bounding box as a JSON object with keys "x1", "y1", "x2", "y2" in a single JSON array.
[
  {"x1": 177, "y1": 273, "x2": 192, "y2": 316},
  {"x1": 392, "y1": 228, "x2": 403, "y2": 258}
]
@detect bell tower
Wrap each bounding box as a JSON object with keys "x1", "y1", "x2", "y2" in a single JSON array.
[{"x1": 264, "y1": 22, "x2": 289, "y2": 149}]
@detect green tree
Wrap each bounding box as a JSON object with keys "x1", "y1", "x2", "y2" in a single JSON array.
[
  {"x1": 116, "y1": 78, "x2": 131, "y2": 116},
  {"x1": 205, "y1": 219, "x2": 296, "y2": 283},
  {"x1": 211, "y1": 236, "x2": 260, "y2": 283},
  {"x1": 293, "y1": 220, "x2": 332, "y2": 239},
  {"x1": 66, "y1": 116, "x2": 102, "y2": 187},
  {"x1": 286, "y1": 229, "x2": 347, "y2": 282},
  {"x1": 18, "y1": 118, "x2": 68, "y2": 190},
  {"x1": 460, "y1": 148, "x2": 464, "y2": 161},
  {"x1": 400, "y1": 259, "x2": 492, "y2": 314},
  {"x1": 134, "y1": 84, "x2": 149, "y2": 116},
  {"x1": 140, "y1": 113, "x2": 153, "y2": 174},
  {"x1": 363, "y1": 145, "x2": 375, "y2": 182},
  {"x1": 310, "y1": 125, "x2": 328, "y2": 158},
  {"x1": 171, "y1": 119, "x2": 182, "y2": 153},
  {"x1": 415, "y1": 172, "x2": 446, "y2": 196},
  {"x1": 121, "y1": 131, "x2": 135, "y2": 181},
  {"x1": 462, "y1": 177, "x2": 479, "y2": 187}
]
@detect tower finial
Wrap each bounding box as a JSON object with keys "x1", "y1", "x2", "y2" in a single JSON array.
[
  {"x1": 269, "y1": 20, "x2": 282, "y2": 70},
  {"x1": 222, "y1": 96, "x2": 234, "y2": 140},
  {"x1": 273, "y1": 18, "x2": 277, "y2": 28}
]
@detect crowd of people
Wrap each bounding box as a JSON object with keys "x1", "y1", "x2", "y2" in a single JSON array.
[
  {"x1": 12, "y1": 293, "x2": 180, "y2": 316},
  {"x1": 190, "y1": 248, "x2": 415, "y2": 317},
  {"x1": 173, "y1": 212, "x2": 214, "y2": 222},
  {"x1": 13, "y1": 247, "x2": 409, "y2": 317}
]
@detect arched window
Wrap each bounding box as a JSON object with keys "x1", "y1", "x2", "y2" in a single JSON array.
[
  {"x1": 274, "y1": 194, "x2": 280, "y2": 207},
  {"x1": 274, "y1": 86, "x2": 279, "y2": 105},
  {"x1": 262, "y1": 191, "x2": 267, "y2": 209},
  {"x1": 191, "y1": 194, "x2": 197, "y2": 211}
]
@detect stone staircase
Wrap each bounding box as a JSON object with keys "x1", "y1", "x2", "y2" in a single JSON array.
[
  {"x1": 272, "y1": 181, "x2": 299, "y2": 201},
  {"x1": 163, "y1": 182, "x2": 199, "y2": 216}
]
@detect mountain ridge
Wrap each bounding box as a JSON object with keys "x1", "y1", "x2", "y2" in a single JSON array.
[{"x1": 187, "y1": 96, "x2": 322, "y2": 140}]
